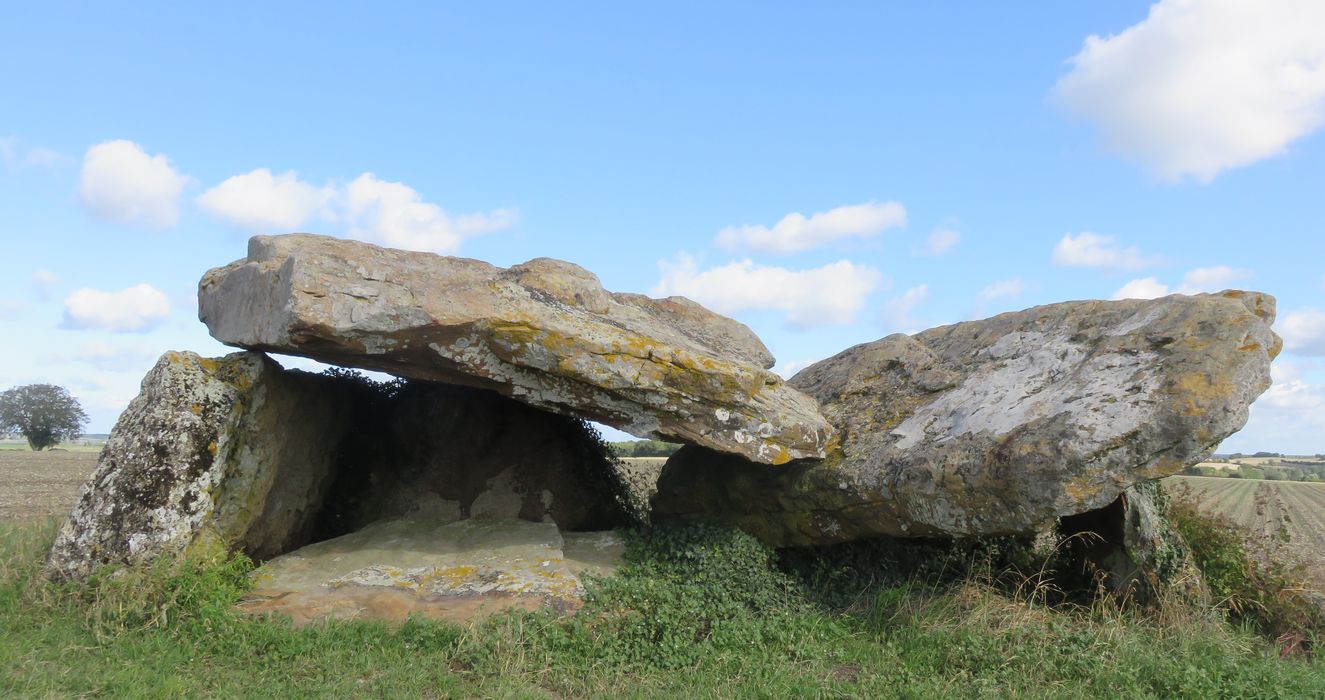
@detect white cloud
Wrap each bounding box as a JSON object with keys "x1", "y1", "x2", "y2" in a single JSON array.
[
  {"x1": 62, "y1": 284, "x2": 171, "y2": 332},
  {"x1": 1052, "y1": 233, "x2": 1159, "y2": 269},
  {"x1": 1229, "y1": 360, "x2": 1325, "y2": 453},
  {"x1": 73, "y1": 341, "x2": 157, "y2": 371},
  {"x1": 651, "y1": 254, "x2": 884, "y2": 328},
  {"x1": 1054, "y1": 0, "x2": 1325, "y2": 182},
  {"x1": 31, "y1": 269, "x2": 58, "y2": 300},
  {"x1": 1176, "y1": 265, "x2": 1252, "y2": 293},
  {"x1": 338, "y1": 173, "x2": 516, "y2": 253},
  {"x1": 1112, "y1": 266, "x2": 1254, "y2": 300},
  {"x1": 715, "y1": 201, "x2": 906, "y2": 254},
  {"x1": 977, "y1": 279, "x2": 1024, "y2": 304},
  {"x1": 772, "y1": 358, "x2": 821, "y2": 380},
  {"x1": 197, "y1": 168, "x2": 332, "y2": 231},
  {"x1": 1, "y1": 137, "x2": 61, "y2": 170},
  {"x1": 67, "y1": 373, "x2": 146, "y2": 415},
  {"x1": 0, "y1": 300, "x2": 22, "y2": 319},
  {"x1": 197, "y1": 169, "x2": 516, "y2": 253},
  {"x1": 1112, "y1": 277, "x2": 1170, "y2": 300},
  {"x1": 1280, "y1": 309, "x2": 1325, "y2": 356},
  {"x1": 913, "y1": 228, "x2": 960, "y2": 257},
  {"x1": 883, "y1": 284, "x2": 930, "y2": 331},
  {"x1": 1260, "y1": 361, "x2": 1325, "y2": 411},
  {"x1": 23, "y1": 147, "x2": 61, "y2": 168},
  {"x1": 78, "y1": 140, "x2": 188, "y2": 229},
  {"x1": 969, "y1": 278, "x2": 1026, "y2": 320}
]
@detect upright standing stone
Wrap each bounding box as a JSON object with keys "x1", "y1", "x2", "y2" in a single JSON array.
[{"x1": 47, "y1": 352, "x2": 354, "y2": 579}]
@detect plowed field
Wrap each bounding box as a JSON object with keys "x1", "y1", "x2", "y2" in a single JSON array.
[
  {"x1": 0, "y1": 450, "x2": 99, "y2": 521},
  {"x1": 1165, "y1": 475, "x2": 1325, "y2": 580}
]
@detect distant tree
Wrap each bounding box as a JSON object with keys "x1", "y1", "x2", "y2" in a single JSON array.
[{"x1": 0, "y1": 384, "x2": 88, "y2": 451}]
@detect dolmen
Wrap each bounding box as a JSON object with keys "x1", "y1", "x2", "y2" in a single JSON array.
[{"x1": 47, "y1": 233, "x2": 1280, "y2": 620}]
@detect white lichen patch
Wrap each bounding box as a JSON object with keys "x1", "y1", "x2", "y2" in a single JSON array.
[{"x1": 892, "y1": 332, "x2": 1161, "y2": 451}]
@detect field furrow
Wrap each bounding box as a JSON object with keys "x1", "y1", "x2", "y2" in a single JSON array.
[
  {"x1": 1275, "y1": 483, "x2": 1325, "y2": 551},
  {"x1": 1167, "y1": 475, "x2": 1325, "y2": 580}
]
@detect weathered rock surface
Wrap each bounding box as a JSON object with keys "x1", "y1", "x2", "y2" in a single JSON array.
[
  {"x1": 652, "y1": 292, "x2": 1280, "y2": 546},
  {"x1": 1058, "y1": 482, "x2": 1208, "y2": 604},
  {"x1": 48, "y1": 351, "x2": 635, "y2": 581},
  {"x1": 317, "y1": 381, "x2": 637, "y2": 536},
  {"x1": 198, "y1": 234, "x2": 833, "y2": 465},
  {"x1": 47, "y1": 351, "x2": 355, "y2": 579},
  {"x1": 237, "y1": 515, "x2": 624, "y2": 626}
]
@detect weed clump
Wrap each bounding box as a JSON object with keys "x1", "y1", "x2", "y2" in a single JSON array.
[
  {"x1": 462, "y1": 524, "x2": 814, "y2": 670},
  {"x1": 1165, "y1": 483, "x2": 1325, "y2": 647}
]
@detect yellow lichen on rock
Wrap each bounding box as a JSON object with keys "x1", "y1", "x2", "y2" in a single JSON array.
[
  {"x1": 654, "y1": 291, "x2": 1279, "y2": 546},
  {"x1": 198, "y1": 233, "x2": 834, "y2": 464}
]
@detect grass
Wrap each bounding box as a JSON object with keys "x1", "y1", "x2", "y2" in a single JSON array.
[{"x1": 4, "y1": 517, "x2": 1324, "y2": 698}]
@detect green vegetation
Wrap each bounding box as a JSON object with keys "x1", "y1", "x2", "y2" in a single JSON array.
[
  {"x1": 610, "y1": 439, "x2": 681, "y2": 458},
  {"x1": 4, "y1": 512, "x2": 1323, "y2": 697},
  {"x1": 1181, "y1": 457, "x2": 1325, "y2": 482},
  {"x1": 0, "y1": 384, "x2": 89, "y2": 451},
  {"x1": 1166, "y1": 483, "x2": 1325, "y2": 642}
]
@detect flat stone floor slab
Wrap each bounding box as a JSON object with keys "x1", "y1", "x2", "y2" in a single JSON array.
[{"x1": 237, "y1": 516, "x2": 623, "y2": 626}]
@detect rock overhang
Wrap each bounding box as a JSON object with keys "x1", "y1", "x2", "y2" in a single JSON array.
[{"x1": 198, "y1": 233, "x2": 835, "y2": 465}]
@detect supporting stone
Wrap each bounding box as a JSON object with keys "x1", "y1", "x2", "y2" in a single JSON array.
[
  {"x1": 653, "y1": 292, "x2": 1279, "y2": 545},
  {"x1": 47, "y1": 351, "x2": 355, "y2": 579},
  {"x1": 47, "y1": 351, "x2": 635, "y2": 583}
]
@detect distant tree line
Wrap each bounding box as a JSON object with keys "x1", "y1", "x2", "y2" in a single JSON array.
[
  {"x1": 1181, "y1": 463, "x2": 1324, "y2": 483},
  {"x1": 609, "y1": 439, "x2": 680, "y2": 458}
]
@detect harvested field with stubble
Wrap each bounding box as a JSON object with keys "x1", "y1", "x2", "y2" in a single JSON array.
[
  {"x1": 1166, "y1": 475, "x2": 1325, "y2": 582},
  {"x1": 0, "y1": 450, "x2": 664, "y2": 525},
  {"x1": 0, "y1": 450, "x2": 99, "y2": 521}
]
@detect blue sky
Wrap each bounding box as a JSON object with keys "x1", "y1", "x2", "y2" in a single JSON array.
[{"x1": 2, "y1": 1, "x2": 1324, "y2": 452}]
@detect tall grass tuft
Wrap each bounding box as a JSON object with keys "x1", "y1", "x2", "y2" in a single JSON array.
[{"x1": 1165, "y1": 481, "x2": 1325, "y2": 650}]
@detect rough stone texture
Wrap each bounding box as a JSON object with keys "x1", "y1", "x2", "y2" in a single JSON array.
[
  {"x1": 315, "y1": 381, "x2": 637, "y2": 537},
  {"x1": 1059, "y1": 482, "x2": 1208, "y2": 604},
  {"x1": 236, "y1": 515, "x2": 625, "y2": 626},
  {"x1": 652, "y1": 292, "x2": 1280, "y2": 546},
  {"x1": 48, "y1": 351, "x2": 636, "y2": 581},
  {"x1": 198, "y1": 233, "x2": 833, "y2": 465},
  {"x1": 46, "y1": 351, "x2": 354, "y2": 579}
]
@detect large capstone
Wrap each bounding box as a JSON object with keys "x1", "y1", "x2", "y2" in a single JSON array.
[
  {"x1": 652, "y1": 291, "x2": 1280, "y2": 546},
  {"x1": 48, "y1": 351, "x2": 635, "y2": 582},
  {"x1": 198, "y1": 233, "x2": 833, "y2": 465}
]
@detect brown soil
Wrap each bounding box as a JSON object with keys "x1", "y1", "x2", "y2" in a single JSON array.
[{"x1": 0, "y1": 450, "x2": 99, "y2": 521}]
